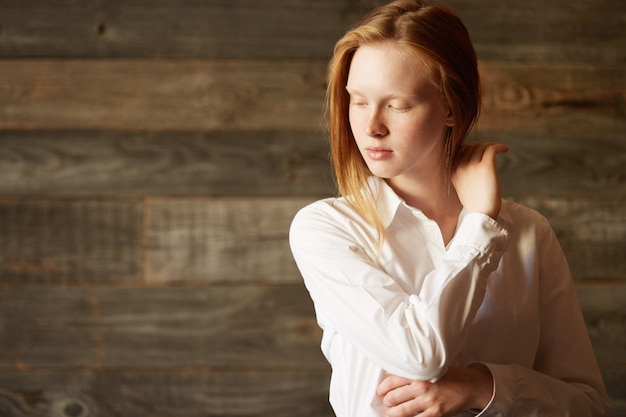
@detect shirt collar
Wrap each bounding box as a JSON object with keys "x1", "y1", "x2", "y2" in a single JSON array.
[
  {"x1": 370, "y1": 177, "x2": 404, "y2": 229},
  {"x1": 371, "y1": 176, "x2": 513, "y2": 229}
]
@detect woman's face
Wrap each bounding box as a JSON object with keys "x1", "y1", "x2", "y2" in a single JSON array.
[{"x1": 346, "y1": 41, "x2": 453, "y2": 184}]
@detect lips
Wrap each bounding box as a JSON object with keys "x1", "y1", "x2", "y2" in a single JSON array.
[{"x1": 365, "y1": 147, "x2": 393, "y2": 160}]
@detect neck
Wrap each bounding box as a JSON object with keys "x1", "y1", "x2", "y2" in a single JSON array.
[{"x1": 386, "y1": 175, "x2": 462, "y2": 245}]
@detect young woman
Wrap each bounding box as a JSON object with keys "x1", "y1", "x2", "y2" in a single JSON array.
[{"x1": 289, "y1": 1, "x2": 610, "y2": 416}]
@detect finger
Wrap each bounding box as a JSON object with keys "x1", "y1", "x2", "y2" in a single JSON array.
[
  {"x1": 481, "y1": 142, "x2": 509, "y2": 162},
  {"x1": 377, "y1": 374, "x2": 412, "y2": 397},
  {"x1": 460, "y1": 142, "x2": 508, "y2": 165},
  {"x1": 383, "y1": 381, "x2": 431, "y2": 407},
  {"x1": 385, "y1": 397, "x2": 427, "y2": 417}
]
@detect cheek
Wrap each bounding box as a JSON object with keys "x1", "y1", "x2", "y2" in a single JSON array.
[{"x1": 348, "y1": 109, "x2": 366, "y2": 137}]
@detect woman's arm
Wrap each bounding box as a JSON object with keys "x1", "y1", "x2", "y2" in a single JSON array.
[
  {"x1": 290, "y1": 143, "x2": 510, "y2": 381},
  {"x1": 290, "y1": 207, "x2": 508, "y2": 381}
]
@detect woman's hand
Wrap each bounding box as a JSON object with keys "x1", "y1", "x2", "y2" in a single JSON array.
[
  {"x1": 376, "y1": 366, "x2": 493, "y2": 417},
  {"x1": 451, "y1": 142, "x2": 509, "y2": 220}
]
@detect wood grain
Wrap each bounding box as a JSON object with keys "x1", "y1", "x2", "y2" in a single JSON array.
[
  {"x1": 0, "y1": 371, "x2": 333, "y2": 417},
  {"x1": 145, "y1": 197, "x2": 315, "y2": 283},
  {"x1": 0, "y1": 59, "x2": 326, "y2": 131},
  {"x1": 0, "y1": 199, "x2": 143, "y2": 283},
  {"x1": 478, "y1": 61, "x2": 625, "y2": 135},
  {"x1": 0, "y1": 0, "x2": 623, "y2": 62},
  {"x1": 0, "y1": 130, "x2": 335, "y2": 197},
  {"x1": 0, "y1": 285, "x2": 326, "y2": 369},
  {"x1": 0, "y1": 0, "x2": 368, "y2": 59},
  {"x1": 1, "y1": 60, "x2": 623, "y2": 133},
  {"x1": 488, "y1": 132, "x2": 626, "y2": 198}
]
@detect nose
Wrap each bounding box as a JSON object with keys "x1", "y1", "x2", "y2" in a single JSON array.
[{"x1": 365, "y1": 109, "x2": 388, "y2": 138}]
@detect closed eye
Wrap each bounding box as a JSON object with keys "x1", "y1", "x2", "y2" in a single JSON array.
[{"x1": 388, "y1": 104, "x2": 411, "y2": 112}]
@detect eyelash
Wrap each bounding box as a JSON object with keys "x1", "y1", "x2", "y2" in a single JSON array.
[
  {"x1": 350, "y1": 102, "x2": 409, "y2": 111},
  {"x1": 388, "y1": 104, "x2": 410, "y2": 112}
]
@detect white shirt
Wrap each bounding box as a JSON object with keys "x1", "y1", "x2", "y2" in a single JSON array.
[{"x1": 289, "y1": 178, "x2": 609, "y2": 417}]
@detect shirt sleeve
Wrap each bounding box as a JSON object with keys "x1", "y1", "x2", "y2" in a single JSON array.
[
  {"x1": 289, "y1": 202, "x2": 509, "y2": 382},
  {"x1": 472, "y1": 218, "x2": 610, "y2": 417}
]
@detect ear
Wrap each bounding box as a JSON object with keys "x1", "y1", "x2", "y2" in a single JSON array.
[{"x1": 444, "y1": 105, "x2": 454, "y2": 127}]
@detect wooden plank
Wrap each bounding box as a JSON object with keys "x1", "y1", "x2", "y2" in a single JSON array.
[
  {"x1": 0, "y1": 371, "x2": 333, "y2": 417},
  {"x1": 0, "y1": 60, "x2": 623, "y2": 134},
  {"x1": 0, "y1": 0, "x2": 622, "y2": 62},
  {"x1": 511, "y1": 197, "x2": 626, "y2": 281},
  {"x1": 0, "y1": 0, "x2": 367, "y2": 59},
  {"x1": 452, "y1": 0, "x2": 625, "y2": 63},
  {"x1": 478, "y1": 61, "x2": 625, "y2": 136},
  {"x1": 4, "y1": 129, "x2": 623, "y2": 198},
  {"x1": 145, "y1": 197, "x2": 315, "y2": 283},
  {"x1": 0, "y1": 59, "x2": 326, "y2": 131},
  {"x1": 0, "y1": 285, "x2": 326, "y2": 370},
  {"x1": 0, "y1": 130, "x2": 335, "y2": 197},
  {"x1": 487, "y1": 132, "x2": 626, "y2": 198},
  {"x1": 0, "y1": 199, "x2": 142, "y2": 283}
]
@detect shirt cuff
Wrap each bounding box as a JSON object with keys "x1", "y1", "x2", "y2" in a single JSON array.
[
  {"x1": 450, "y1": 212, "x2": 509, "y2": 270},
  {"x1": 467, "y1": 362, "x2": 496, "y2": 416}
]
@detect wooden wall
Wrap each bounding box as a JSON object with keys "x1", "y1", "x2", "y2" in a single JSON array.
[{"x1": 0, "y1": 0, "x2": 624, "y2": 416}]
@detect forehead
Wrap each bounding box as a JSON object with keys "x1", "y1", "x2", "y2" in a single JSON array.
[{"x1": 346, "y1": 41, "x2": 435, "y2": 95}]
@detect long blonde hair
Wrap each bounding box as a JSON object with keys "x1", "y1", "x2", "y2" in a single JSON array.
[{"x1": 326, "y1": 0, "x2": 481, "y2": 241}]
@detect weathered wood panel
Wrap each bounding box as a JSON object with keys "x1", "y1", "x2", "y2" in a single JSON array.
[
  {"x1": 0, "y1": 199, "x2": 142, "y2": 283},
  {"x1": 0, "y1": 0, "x2": 368, "y2": 60},
  {"x1": 0, "y1": 130, "x2": 624, "y2": 198},
  {"x1": 1, "y1": 60, "x2": 623, "y2": 134},
  {"x1": 145, "y1": 198, "x2": 314, "y2": 283},
  {"x1": 0, "y1": 0, "x2": 623, "y2": 413},
  {"x1": 0, "y1": 59, "x2": 326, "y2": 131},
  {"x1": 0, "y1": 0, "x2": 623, "y2": 63},
  {"x1": 0, "y1": 130, "x2": 334, "y2": 197},
  {"x1": 490, "y1": 132, "x2": 626, "y2": 198},
  {"x1": 0, "y1": 285, "x2": 325, "y2": 369},
  {"x1": 0, "y1": 371, "x2": 333, "y2": 417},
  {"x1": 478, "y1": 61, "x2": 625, "y2": 135},
  {"x1": 454, "y1": 0, "x2": 626, "y2": 63}
]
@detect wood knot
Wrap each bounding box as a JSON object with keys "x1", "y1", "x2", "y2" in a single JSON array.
[
  {"x1": 55, "y1": 398, "x2": 90, "y2": 417},
  {"x1": 96, "y1": 22, "x2": 107, "y2": 36}
]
